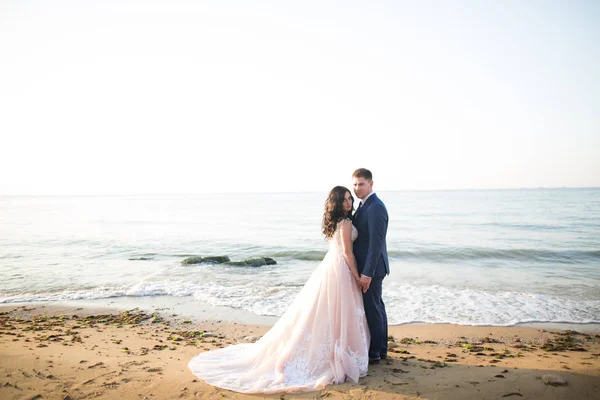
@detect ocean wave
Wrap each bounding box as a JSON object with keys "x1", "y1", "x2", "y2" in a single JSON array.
[
  {"x1": 477, "y1": 221, "x2": 600, "y2": 231},
  {"x1": 384, "y1": 282, "x2": 600, "y2": 326},
  {"x1": 124, "y1": 247, "x2": 600, "y2": 265},
  {"x1": 191, "y1": 247, "x2": 600, "y2": 264},
  {"x1": 268, "y1": 250, "x2": 326, "y2": 261},
  {"x1": 125, "y1": 250, "x2": 327, "y2": 263},
  {"x1": 2, "y1": 280, "x2": 599, "y2": 326},
  {"x1": 386, "y1": 248, "x2": 600, "y2": 264},
  {"x1": 264, "y1": 247, "x2": 600, "y2": 264}
]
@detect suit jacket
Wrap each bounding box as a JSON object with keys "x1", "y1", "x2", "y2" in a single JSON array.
[{"x1": 352, "y1": 193, "x2": 390, "y2": 278}]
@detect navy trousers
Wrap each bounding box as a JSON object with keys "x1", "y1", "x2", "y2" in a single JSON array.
[{"x1": 362, "y1": 277, "x2": 388, "y2": 358}]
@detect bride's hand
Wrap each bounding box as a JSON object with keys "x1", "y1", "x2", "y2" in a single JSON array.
[{"x1": 354, "y1": 274, "x2": 361, "y2": 284}]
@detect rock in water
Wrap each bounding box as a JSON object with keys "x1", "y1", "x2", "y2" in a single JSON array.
[
  {"x1": 541, "y1": 374, "x2": 567, "y2": 386},
  {"x1": 225, "y1": 258, "x2": 267, "y2": 267},
  {"x1": 181, "y1": 256, "x2": 230, "y2": 265},
  {"x1": 182, "y1": 256, "x2": 205, "y2": 265},
  {"x1": 225, "y1": 257, "x2": 277, "y2": 267},
  {"x1": 201, "y1": 256, "x2": 230, "y2": 264}
]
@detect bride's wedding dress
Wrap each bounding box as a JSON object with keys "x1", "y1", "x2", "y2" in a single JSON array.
[{"x1": 188, "y1": 219, "x2": 370, "y2": 393}]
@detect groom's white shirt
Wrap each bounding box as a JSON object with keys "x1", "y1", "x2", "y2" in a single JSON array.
[{"x1": 360, "y1": 191, "x2": 376, "y2": 204}]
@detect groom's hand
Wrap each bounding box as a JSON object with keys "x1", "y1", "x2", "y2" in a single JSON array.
[{"x1": 359, "y1": 275, "x2": 372, "y2": 293}]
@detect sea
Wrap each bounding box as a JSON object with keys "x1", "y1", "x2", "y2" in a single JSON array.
[{"x1": 1, "y1": 189, "x2": 599, "y2": 327}]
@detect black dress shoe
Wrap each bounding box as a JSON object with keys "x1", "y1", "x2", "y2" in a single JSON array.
[
  {"x1": 368, "y1": 357, "x2": 381, "y2": 365},
  {"x1": 380, "y1": 354, "x2": 388, "y2": 360}
]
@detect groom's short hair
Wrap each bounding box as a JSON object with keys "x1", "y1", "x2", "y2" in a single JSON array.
[{"x1": 352, "y1": 168, "x2": 372, "y2": 181}]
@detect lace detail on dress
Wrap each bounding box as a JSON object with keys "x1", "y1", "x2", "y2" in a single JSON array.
[
  {"x1": 282, "y1": 344, "x2": 310, "y2": 386},
  {"x1": 330, "y1": 218, "x2": 358, "y2": 252},
  {"x1": 282, "y1": 329, "x2": 332, "y2": 386}
]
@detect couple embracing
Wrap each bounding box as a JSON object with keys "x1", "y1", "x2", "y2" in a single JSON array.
[{"x1": 188, "y1": 168, "x2": 390, "y2": 394}]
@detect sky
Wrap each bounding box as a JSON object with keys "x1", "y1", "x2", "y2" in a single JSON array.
[{"x1": 1, "y1": 0, "x2": 599, "y2": 195}]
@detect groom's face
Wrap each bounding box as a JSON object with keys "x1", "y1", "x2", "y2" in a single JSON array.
[{"x1": 352, "y1": 177, "x2": 373, "y2": 200}]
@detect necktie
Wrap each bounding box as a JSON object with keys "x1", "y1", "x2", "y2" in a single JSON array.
[{"x1": 355, "y1": 201, "x2": 363, "y2": 217}]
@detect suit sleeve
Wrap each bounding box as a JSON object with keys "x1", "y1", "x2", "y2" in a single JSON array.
[{"x1": 362, "y1": 202, "x2": 388, "y2": 277}]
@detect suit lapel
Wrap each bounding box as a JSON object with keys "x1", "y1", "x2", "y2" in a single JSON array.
[
  {"x1": 361, "y1": 193, "x2": 377, "y2": 214},
  {"x1": 354, "y1": 193, "x2": 377, "y2": 223}
]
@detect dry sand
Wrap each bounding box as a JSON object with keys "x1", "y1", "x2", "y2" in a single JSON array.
[{"x1": 1, "y1": 304, "x2": 599, "y2": 399}]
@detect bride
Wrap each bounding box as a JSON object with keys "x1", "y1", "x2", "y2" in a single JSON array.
[{"x1": 188, "y1": 186, "x2": 370, "y2": 393}]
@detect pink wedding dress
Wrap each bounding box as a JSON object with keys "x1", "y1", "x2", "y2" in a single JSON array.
[{"x1": 188, "y1": 219, "x2": 370, "y2": 393}]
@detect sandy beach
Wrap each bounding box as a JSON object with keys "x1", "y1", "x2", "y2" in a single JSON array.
[{"x1": 0, "y1": 304, "x2": 599, "y2": 400}]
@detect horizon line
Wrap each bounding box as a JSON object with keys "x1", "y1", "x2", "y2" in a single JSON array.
[{"x1": 1, "y1": 186, "x2": 599, "y2": 197}]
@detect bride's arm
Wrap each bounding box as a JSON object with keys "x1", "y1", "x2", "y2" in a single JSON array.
[{"x1": 340, "y1": 219, "x2": 360, "y2": 282}]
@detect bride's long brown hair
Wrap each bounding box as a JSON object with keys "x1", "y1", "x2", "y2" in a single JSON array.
[{"x1": 322, "y1": 186, "x2": 354, "y2": 239}]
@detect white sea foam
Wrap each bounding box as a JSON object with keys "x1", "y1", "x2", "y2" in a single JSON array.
[
  {"x1": 2, "y1": 280, "x2": 599, "y2": 326},
  {"x1": 383, "y1": 282, "x2": 600, "y2": 325}
]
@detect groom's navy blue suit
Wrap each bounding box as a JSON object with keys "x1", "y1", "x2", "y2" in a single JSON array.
[{"x1": 352, "y1": 193, "x2": 389, "y2": 360}]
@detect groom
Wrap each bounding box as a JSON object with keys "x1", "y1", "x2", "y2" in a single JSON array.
[{"x1": 351, "y1": 168, "x2": 390, "y2": 365}]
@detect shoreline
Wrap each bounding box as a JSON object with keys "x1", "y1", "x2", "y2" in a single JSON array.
[
  {"x1": 1, "y1": 303, "x2": 599, "y2": 399},
  {"x1": 2, "y1": 298, "x2": 599, "y2": 334}
]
